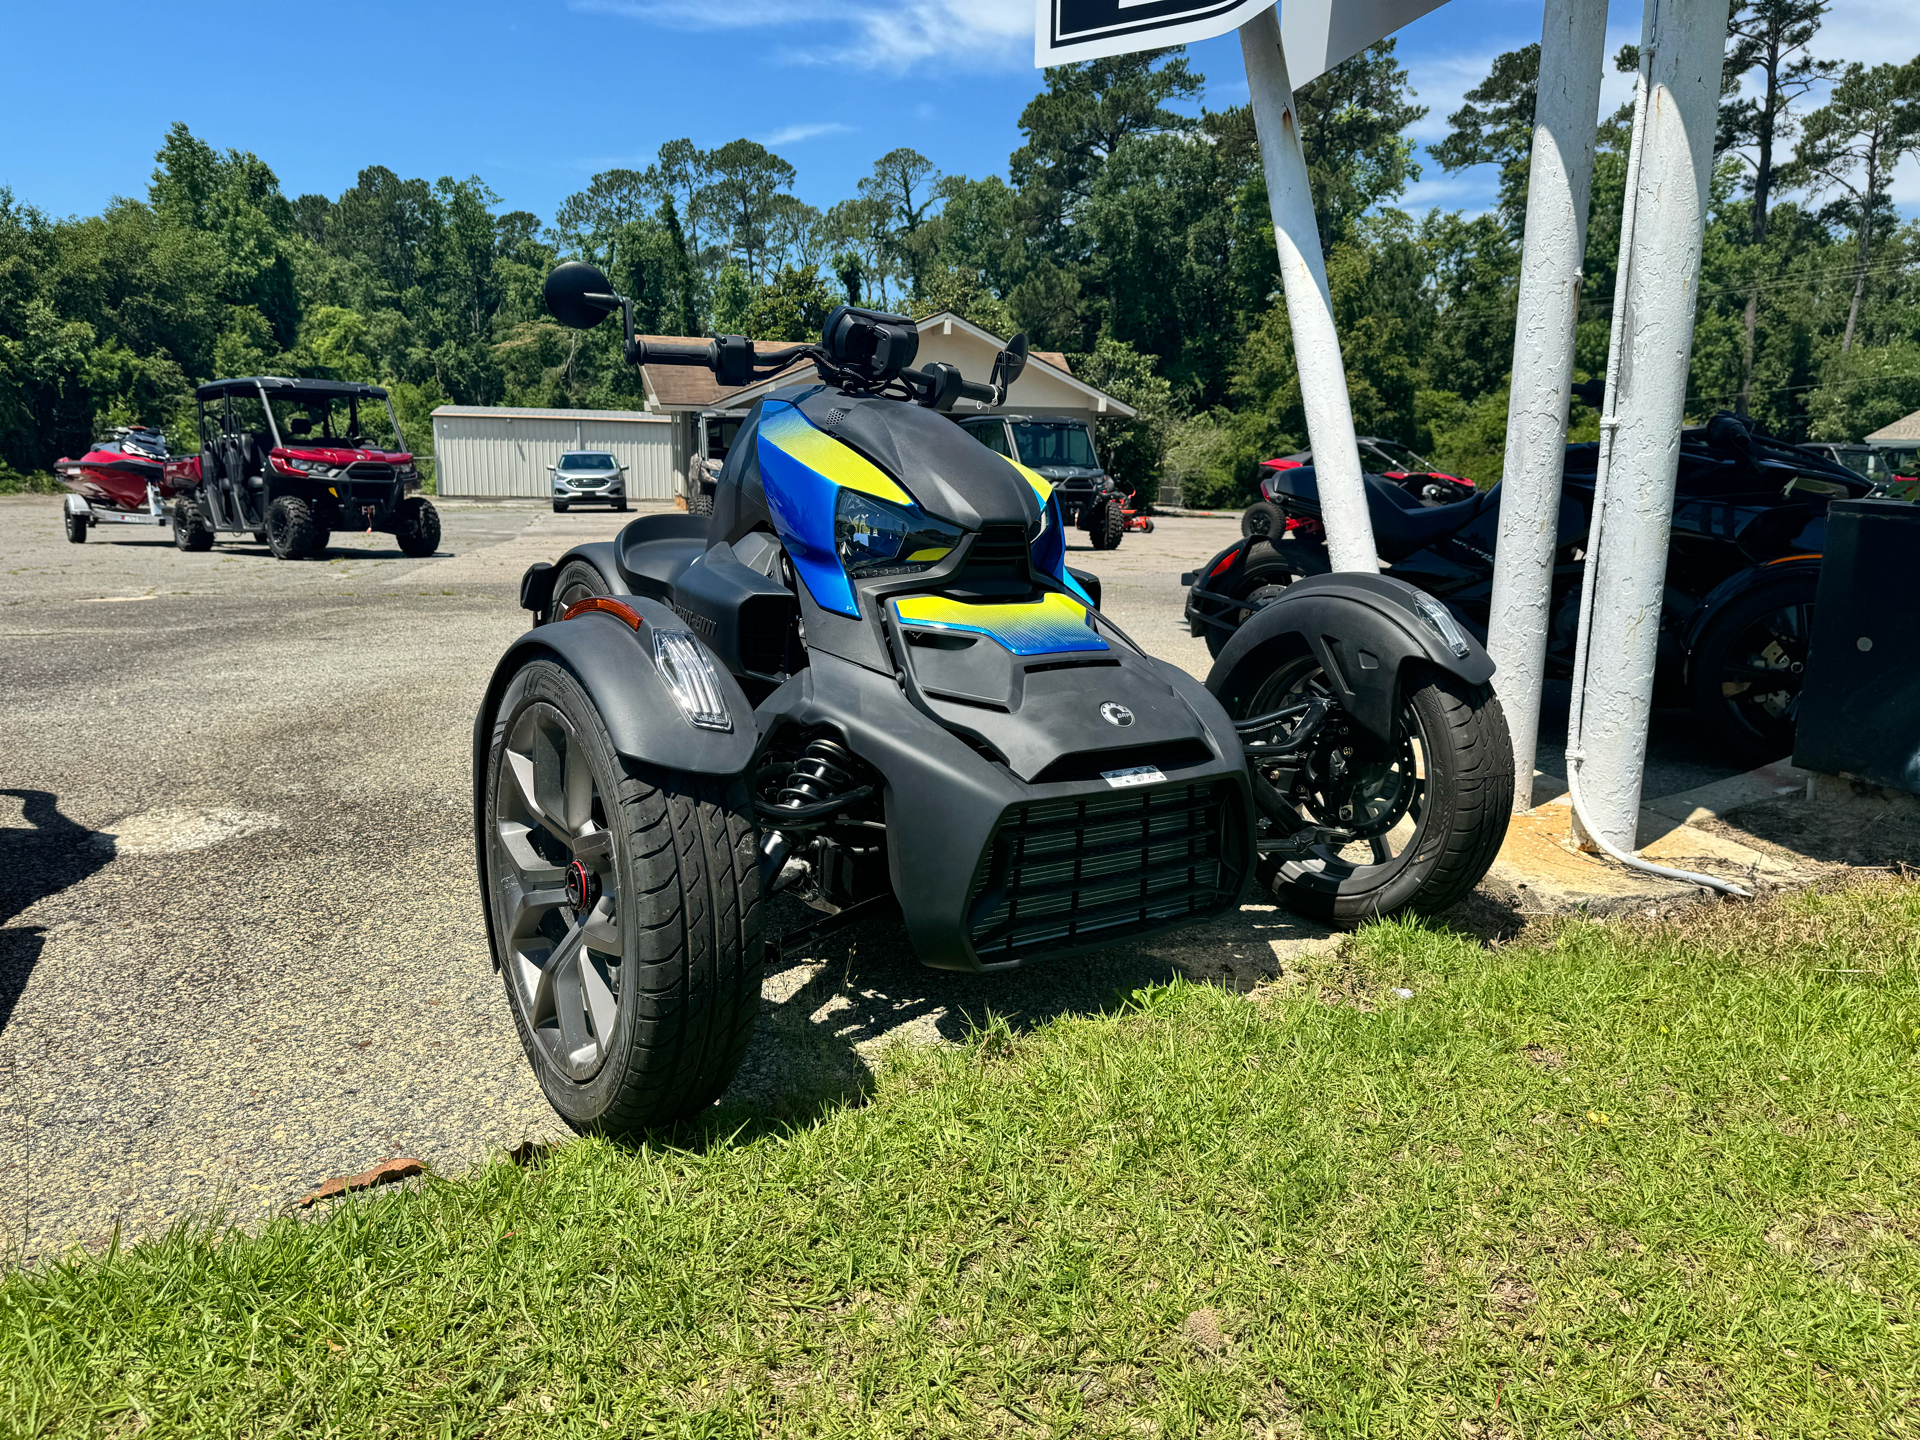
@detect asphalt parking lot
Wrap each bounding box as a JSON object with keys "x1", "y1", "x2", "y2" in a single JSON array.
[{"x1": 0, "y1": 493, "x2": 1752, "y2": 1259}]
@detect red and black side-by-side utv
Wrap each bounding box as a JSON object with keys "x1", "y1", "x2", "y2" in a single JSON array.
[{"x1": 172, "y1": 376, "x2": 440, "y2": 560}]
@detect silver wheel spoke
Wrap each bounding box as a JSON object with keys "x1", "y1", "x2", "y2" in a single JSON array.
[{"x1": 580, "y1": 949, "x2": 619, "y2": 1047}]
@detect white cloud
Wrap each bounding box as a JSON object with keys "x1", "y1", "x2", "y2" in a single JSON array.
[
  {"x1": 758, "y1": 121, "x2": 855, "y2": 145},
  {"x1": 571, "y1": 0, "x2": 1032, "y2": 71}
]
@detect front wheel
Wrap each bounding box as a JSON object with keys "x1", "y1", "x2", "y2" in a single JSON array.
[
  {"x1": 1229, "y1": 654, "x2": 1512, "y2": 924},
  {"x1": 483, "y1": 658, "x2": 763, "y2": 1135},
  {"x1": 395, "y1": 496, "x2": 441, "y2": 557},
  {"x1": 265, "y1": 496, "x2": 315, "y2": 559},
  {"x1": 1091, "y1": 498, "x2": 1125, "y2": 550}
]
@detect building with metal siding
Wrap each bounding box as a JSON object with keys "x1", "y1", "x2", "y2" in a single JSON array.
[{"x1": 429, "y1": 406, "x2": 674, "y2": 499}]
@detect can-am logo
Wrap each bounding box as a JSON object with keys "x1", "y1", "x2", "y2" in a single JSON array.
[{"x1": 1099, "y1": 702, "x2": 1134, "y2": 727}]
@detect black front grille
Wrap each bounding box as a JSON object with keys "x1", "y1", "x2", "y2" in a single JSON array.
[
  {"x1": 345, "y1": 461, "x2": 395, "y2": 482},
  {"x1": 966, "y1": 780, "x2": 1243, "y2": 963}
]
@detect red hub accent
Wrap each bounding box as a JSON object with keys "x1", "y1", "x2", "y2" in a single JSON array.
[{"x1": 565, "y1": 859, "x2": 600, "y2": 914}]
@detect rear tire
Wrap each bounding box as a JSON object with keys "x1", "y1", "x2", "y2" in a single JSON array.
[
  {"x1": 1092, "y1": 498, "x2": 1125, "y2": 550},
  {"x1": 265, "y1": 496, "x2": 315, "y2": 559},
  {"x1": 173, "y1": 499, "x2": 215, "y2": 552},
  {"x1": 64, "y1": 511, "x2": 88, "y2": 544},
  {"x1": 1688, "y1": 576, "x2": 1816, "y2": 766},
  {"x1": 483, "y1": 658, "x2": 763, "y2": 1135},
  {"x1": 547, "y1": 558, "x2": 610, "y2": 625},
  {"x1": 309, "y1": 529, "x2": 331, "y2": 557},
  {"x1": 1242, "y1": 500, "x2": 1286, "y2": 539},
  {"x1": 395, "y1": 496, "x2": 441, "y2": 557}
]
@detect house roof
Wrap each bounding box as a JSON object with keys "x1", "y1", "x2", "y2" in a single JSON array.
[
  {"x1": 1865, "y1": 410, "x2": 1919, "y2": 443},
  {"x1": 430, "y1": 405, "x2": 664, "y2": 422}
]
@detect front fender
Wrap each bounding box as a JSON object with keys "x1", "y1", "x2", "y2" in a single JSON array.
[{"x1": 1205, "y1": 572, "x2": 1496, "y2": 742}]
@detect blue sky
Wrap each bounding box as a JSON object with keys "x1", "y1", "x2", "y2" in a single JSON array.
[{"x1": 1, "y1": 0, "x2": 1912, "y2": 227}]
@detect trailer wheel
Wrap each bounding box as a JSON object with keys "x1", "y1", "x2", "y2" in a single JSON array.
[
  {"x1": 484, "y1": 658, "x2": 763, "y2": 1135},
  {"x1": 1242, "y1": 500, "x2": 1286, "y2": 539},
  {"x1": 64, "y1": 511, "x2": 88, "y2": 544},
  {"x1": 394, "y1": 497, "x2": 441, "y2": 557},
  {"x1": 173, "y1": 499, "x2": 215, "y2": 552}
]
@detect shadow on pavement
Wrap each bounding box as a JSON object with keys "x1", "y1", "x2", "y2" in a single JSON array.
[{"x1": 0, "y1": 790, "x2": 116, "y2": 1035}]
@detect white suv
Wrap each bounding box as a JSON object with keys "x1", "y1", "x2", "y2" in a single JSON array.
[{"x1": 547, "y1": 451, "x2": 628, "y2": 512}]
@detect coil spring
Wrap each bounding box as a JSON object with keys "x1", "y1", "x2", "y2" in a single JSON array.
[{"x1": 778, "y1": 737, "x2": 859, "y2": 810}]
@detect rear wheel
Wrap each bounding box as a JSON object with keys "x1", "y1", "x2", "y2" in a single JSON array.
[
  {"x1": 308, "y1": 529, "x2": 331, "y2": 557},
  {"x1": 1242, "y1": 500, "x2": 1286, "y2": 538},
  {"x1": 484, "y1": 658, "x2": 763, "y2": 1135},
  {"x1": 1198, "y1": 539, "x2": 1318, "y2": 658},
  {"x1": 1689, "y1": 576, "x2": 1816, "y2": 766},
  {"x1": 547, "y1": 558, "x2": 610, "y2": 625},
  {"x1": 395, "y1": 496, "x2": 441, "y2": 557},
  {"x1": 1229, "y1": 653, "x2": 1512, "y2": 924},
  {"x1": 265, "y1": 496, "x2": 315, "y2": 559},
  {"x1": 173, "y1": 499, "x2": 215, "y2": 552},
  {"x1": 64, "y1": 511, "x2": 88, "y2": 544}
]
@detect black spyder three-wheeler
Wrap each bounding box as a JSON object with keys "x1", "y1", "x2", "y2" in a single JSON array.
[
  {"x1": 174, "y1": 376, "x2": 441, "y2": 560},
  {"x1": 473, "y1": 261, "x2": 1514, "y2": 1135}
]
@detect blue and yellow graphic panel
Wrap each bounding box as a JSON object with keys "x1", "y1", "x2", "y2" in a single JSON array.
[
  {"x1": 890, "y1": 591, "x2": 1108, "y2": 657},
  {"x1": 757, "y1": 401, "x2": 919, "y2": 616}
]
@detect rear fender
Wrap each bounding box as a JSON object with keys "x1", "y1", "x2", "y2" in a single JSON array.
[
  {"x1": 1680, "y1": 557, "x2": 1822, "y2": 658},
  {"x1": 1205, "y1": 572, "x2": 1496, "y2": 742},
  {"x1": 518, "y1": 540, "x2": 630, "y2": 624}
]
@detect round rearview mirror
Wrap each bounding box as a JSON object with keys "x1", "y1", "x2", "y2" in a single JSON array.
[
  {"x1": 994, "y1": 332, "x2": 1029, "y2": 391},
  {"x1": 544, "y1": 261, "x2": 620, "y2": 330}
]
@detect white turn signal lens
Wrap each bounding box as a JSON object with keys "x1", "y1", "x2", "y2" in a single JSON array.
[
  {"x1": 1411, "y1": 591, "x2": 1472, "y2": 658},
  {"x1": 653, "y1": 630, "x2": 732, "y2": 731}
]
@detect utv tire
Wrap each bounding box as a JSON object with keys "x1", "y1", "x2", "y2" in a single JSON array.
[
  {"x1": 1091, "y1": 498, "x2": 1126, "y2": 550},
  {"x1": 173, "y1": 498, "x2": 215, "y2": 552},
  {"x1": 687, "y1": 486, "x2": 715, "y2": 518},
  {"x1": 1242, "y1": 500, "x2": 1286, "y2": 539},
  {"x1": 309, "y1": 529, "x2": 331, "y2": 557},
  {"x1": 394, "y1": 496, "x2": 441, "y2": 557},
  {"x1": 1688, "y1": 574, "x2": 1815, "y2": 767},
  {"x1": 553, "y1": 502, "x2": 570, "y2": 513},
  {"x1": 484, "y1": 658, "x2": 763, "y2": 1135},
  {"x1": 265, "y1": 496, "x2": 316, "y2": 559},
  {"x1": 64, "y1": 511, "x2": 88, "y2": 544},
  {"x1": 547, "y1": 558, "x2": 610, "y2": 625},
  {"x1": 252, "y1": 530, "x2": 269, "y2": 544},
  {"x1": 1234, "y1": 657, "x2": 1512, "y2": 925}
]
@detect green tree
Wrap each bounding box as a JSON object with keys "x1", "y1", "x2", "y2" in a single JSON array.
[
  {"x1": 1794, "y1": 57, "x2": 1921, "y2": 352},
  {"x1": 1068, "y1": 335, "x2": 1175, "y2": 498},
  {"x1": 741, "y1": 264, "x2": 835, "y2": 342},
  {"x1": 1294, "y1": 40, "x2": 1427, "y2": 249},
  {"x1": 1433, "y1": 45, "x2": 1538, "y2": 238},
  {"x1": 699, "y1": 140, "x2": 799, "y2": 284}
]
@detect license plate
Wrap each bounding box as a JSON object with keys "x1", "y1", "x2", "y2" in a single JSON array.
[{"x1": 1101, "y1": 765, "x2": 1165, "y2": 788}]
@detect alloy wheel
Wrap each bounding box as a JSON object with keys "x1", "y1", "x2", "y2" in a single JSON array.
[{"x1": 490, "y1": 701, "x2": 624, "y2": 1080}]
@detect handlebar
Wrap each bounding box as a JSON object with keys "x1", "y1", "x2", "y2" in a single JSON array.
[
  {"x1": 634, "y1": 341, "x2": 711, "y2": 365},
  {"x1": 956, "y1": 378, "x2": 999, "y2": 406}
]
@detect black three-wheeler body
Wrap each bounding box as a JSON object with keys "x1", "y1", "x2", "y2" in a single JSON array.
[{"x1": 472, "y1": 262, "x2": 1513, "y2": 1136}]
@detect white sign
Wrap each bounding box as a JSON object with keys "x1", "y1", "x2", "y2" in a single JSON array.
[
  {"x1": 1036, "y1": 0, "x2": 1452, "y2": 88},
  {"x1": 1101, "y1": 765, "x2": 1167, "y2": 788}
]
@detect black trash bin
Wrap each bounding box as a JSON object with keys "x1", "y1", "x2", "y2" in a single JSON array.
[{"x1": 1792, "y1": 498, "x2": 1919, "y2": 792}]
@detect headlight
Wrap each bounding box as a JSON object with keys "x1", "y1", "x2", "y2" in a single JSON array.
[
  {"x1": 277, "y1": 456, "x2": 334, "y2": 476},
  {"x1": 834, "y1": 490, "x2": 962, "y2": 580}
]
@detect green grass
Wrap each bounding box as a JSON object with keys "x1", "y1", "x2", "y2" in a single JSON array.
[{"x1": 2, "y1": 878, "x2": 1915, "y2": 1438}]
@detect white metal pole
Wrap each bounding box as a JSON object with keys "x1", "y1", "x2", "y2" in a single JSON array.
[
  {"x1": 1239, "y1": 4, "x2": 1378, "y2": 574},
  {"x1": 1484, "y1": 0, "x2": 1608, "y2": 810},
  {"x1": 1567, "y1": 0, "x2": 1728, "y2": 855}
]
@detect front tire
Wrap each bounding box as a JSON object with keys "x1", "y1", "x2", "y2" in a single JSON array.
[
  {"x1": 553, "y1": 502, "x2": 570, "y2": 513},
  {"x1": 1091, "y1": 498, "x2": 1125, "y2": 550},
  {"x1": 1227, "y1": 654, "x2": 1512, "y2": 924},
  {"x1": 484, "y1": 658, "x2": 763, "y2": 1135},
  {"x1": 309, "y1": 529, "x2": 331, "y2": 557},
  {"x1": 687, "y1": 486, "x2": 714, "y2": 518},
  {"x1": 265, "y1": 496, "x2": 315, "y2": 559},
  {"x1": 395, "y1": 496, "x2": 441, "y2": 557}
]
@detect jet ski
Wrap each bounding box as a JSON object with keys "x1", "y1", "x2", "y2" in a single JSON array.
[{"x1": 55, "y1": 426, "x2": 198, "y2": 544}]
